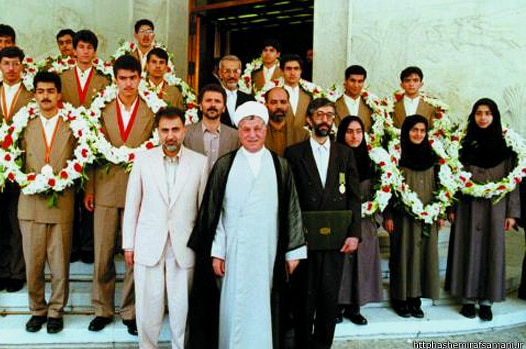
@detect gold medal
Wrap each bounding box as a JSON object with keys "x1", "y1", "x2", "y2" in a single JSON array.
[{"x1": 339, "y1": 172, "x2": 346, "y2": 194}]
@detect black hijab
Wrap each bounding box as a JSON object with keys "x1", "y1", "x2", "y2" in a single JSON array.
[
  {"x1": 459, "y1": 98, "x2": 512, "y2": 168},
  {"x1": 336, "y1": 115, "x2": 374, "y2": 181},
  {"x1": 399, "y1": 114, "x2": 436, "y2": 171}
]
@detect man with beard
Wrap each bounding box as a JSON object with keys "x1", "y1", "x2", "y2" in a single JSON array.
[
  {"x1": 264, "y1": 86, "x2": 309, "y2": 156},
  {"x1": 285, "y1": 98, "x2": 361, "y2": 349},
  {"x1": 183, "y1": 84, "x2": 238, "y2": 170},
  {"x1": 217, "y1": 55, "x2": 254, "y2": 128},
  {"x1": 145, "y1": 47, "x2": 184, "y2": 109}
]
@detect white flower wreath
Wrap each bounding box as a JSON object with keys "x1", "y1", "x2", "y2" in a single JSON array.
[
  {"x1": 0, "y1": 101, "x2": 96, "y2": 195},
  {"x1": 239, "y1": 56, "x2": 272, "y2": 94},
  {"x1": 110, "y1": 40, "x2": 176, "y2": 78},
  {"x1": 254, "y1": 77, "x2": 327, "y2": 104}
]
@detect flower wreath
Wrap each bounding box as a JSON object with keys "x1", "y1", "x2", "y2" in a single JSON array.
[
  {"x1": 239, "y1": 56, "x2": 272, "y2": 94},
  {"x1": 40, "y1": 54, "x2": 113, "y2": 77},
  {"x1": 84, "y1": 80, "x2": 166, "y2": 170},
  {"x1": 110, "y1": 40, "x2": 176, "y2": 78},
  {"x1": 384, "y1": 135, "x2": 458, "y2": 224},
  {"x1": 0, "y1": 101, "x2": 96, "y2": 195},
  {"x1": 254, "y1": 77, "x2": 327, "y2": 104},
  {"x1": 449, "y1": 122, "x2": 526, "y2": 202}
]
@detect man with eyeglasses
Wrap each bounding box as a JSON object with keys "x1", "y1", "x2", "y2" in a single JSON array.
[
  {"x1": 217, "y1": 55, "x2": 254, "y2": 128},
  {"x1": 285, "y1": 98, "x2": 361, "y2": 349},
  {"x1": 131, "y1": 19, "x2": 156, "y2": 70}
]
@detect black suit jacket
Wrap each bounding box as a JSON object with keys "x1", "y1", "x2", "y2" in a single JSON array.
[
  {"x1": 284, "y1": 140, "x2": 362, "y2": 239},
  {"x1": 221, "y1": 89, "x2": 255, "y2": 128}
]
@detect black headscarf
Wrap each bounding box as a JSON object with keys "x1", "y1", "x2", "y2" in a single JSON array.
[
  {"x1": 399, "y1": 114, "x2": 436, "y2": 171},
  {"x1": 459, "y1": 98, "x2": 512, "y2": 168},
  {"x1": 336, "y1": 115, "x2": 374, "y2": 181}
]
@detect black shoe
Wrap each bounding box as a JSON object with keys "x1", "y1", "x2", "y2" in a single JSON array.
[
  {"x1": 80, "y1": 251, "x2": 94, "y2": 264},
  {"x1": 392, "y1": 301, "x2": 411, "y2": 318},
  {"x1": 335, "y1": 312, "x2": 343, "y2": 323},
  {"x1": 479, "y1": 305, "x2": 493, "y2": 321},
  {"x1": 0, "y1": 278, "x2": 8, "y2": 291},
  {"x1": 347, "y1": 312, "x2": 368, "y2": 325},
  {"x1": 6, "y1": 279, "x2": 24, "y2": 292},
  {"x1": 123, "y1": 318, "x2": 138, "y2": 336},
  {"x1": 410, "y1": 306, "x2": 424, "y2": 318},
  {"x1": 459, "y1": 304, "x2": 476, "y2": 319},
  {"x1": 70, "y1": 251, "x2": 81, "y2": 263},
  {"x1": 26, "y1": 316, "x2": 47, "y2": 332},
  {"x1": 88, "y1": 316, "x2": 113, "y2": 331},
  {"x1": 47, "y1": 317, "x2": 63, "y2": 334}
]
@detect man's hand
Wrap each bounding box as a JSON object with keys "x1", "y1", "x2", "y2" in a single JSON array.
[
  {"x1": 286, "y1": 259, "x2": 300, "y2": 275},
  {"x1": 340, "y1": 237, "x2": 359, "y2": 254},
  {"x1": 84, "y1": 194, "x2": 94, "y2": 212},
  {"x1": 447, "y1": 213, "x2": 455, "y2": 224},
  {"x1": 212, "y1": 257, "x2": 225, "y2": 277},
  {"x1": 383, "y1": 218, "x2": 394, "y2": 233},
  {"x1": 124, "y1": 250, "x2": 134, "y2": 268},
  {"x1": 504, "y1": 217, "x2": 516, "y2": 231}
]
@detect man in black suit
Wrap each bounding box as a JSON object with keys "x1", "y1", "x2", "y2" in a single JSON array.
[
  {"x1": 217, "y1": 55, "x2": 254, "y2": 128},
  {"x1": 284, "y1": 98, "x2": 361, "y2": 349}
]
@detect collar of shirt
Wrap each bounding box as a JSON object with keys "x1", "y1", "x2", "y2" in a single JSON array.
[
  {"x1": 148, "y1": 79, "x2": 164, "y2": 93},
  {"x1": 163, "y1": 146, "x2": 183, "y2": 163},
  {"x1": 343, "y1": 94, "x2": 360, "y2": 114},
  {"x1": 309, "y1": 137, "x2": 331, "y2": 153},
  {"x1": 117, "y1": 96, "x2": 139, "y2": 129},
  {"x1": 3, "y1": 81, "x2": 22, "y2": 94},
  {"x1": 76, "y1": 66, "x2": 93, "y2": 88},
  {"x1": 263, "y1": 64, "x2": 277, "y2": 81},
  {"x1": 39, "y1": 113, "x2": 60, "y2": 145},
  {"x1": 403, "y1": 94, "x2": 420, "y2": 115},
  {"x1": 240, "y1": 146, "x2": 266, "y2": 177},
  {"x1": 201, "y1": 121, "x2": 221, "y2": 134}
]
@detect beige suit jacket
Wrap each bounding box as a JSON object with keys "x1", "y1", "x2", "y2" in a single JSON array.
[
  {"x1": 85, "y1": 98, "x2": 155, "y2": 208},
  {"x1": 285, "y1": 88, "x2": 311, "y2": 133},
  {"x1": 265, "y1": 123, "x2": 309, "y2": 156},
  {"x1": 0, "y1": 82, "x2": 33, "y2": 124},
  {"x1": 60, "y1": 68, "x2": 110, "y2": 108},
  {"x1": 251, "y1": 66, "x2": 283, "y2": 92},
  {"x1": 392, "y1": 98, "x2": 436, "y2": 128},
  {"x1": 334, "y1": 95, "x2": 374, "y2": 132},
  {"x1": 161, "y1": 84, "x2": 184, "y2": 110},
  {"x1": 17, "y1": 117, "x2": 76, "y2": 223},
  {"x1": 122, "y1": 146, "x2": 208, "y2": 268},
  {"x1": 183, "y1": 121, "x2": 239, "y2": 159}
]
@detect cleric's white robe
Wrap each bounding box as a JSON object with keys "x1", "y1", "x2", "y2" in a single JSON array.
[{"x1": 211, "y1": 149, "x2": 278, "y2": 349}]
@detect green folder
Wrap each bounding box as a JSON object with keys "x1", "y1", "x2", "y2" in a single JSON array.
[{"x1": 302, "y1": 210, "x2": 353, "y2": 251}]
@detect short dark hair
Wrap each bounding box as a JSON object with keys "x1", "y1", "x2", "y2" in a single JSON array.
[
  {"x1": 198, "y1": 83, "x2": 226, "y2": 104},
  {"x1": 281, "y1": 54, "x2": 303, "y2": 70},
  {"x1": 307, "y1": 98, "x2": 335, "y2": 118},
  {"x1": 147, "y1": 47, "x2": 168, "y2": 62},
  {"x1": 56, "y1": 29, "x2": 75, "y2": 41},
  {"x1": 264, "y1": 86, "x2": 289, "y2": 103},
  {"x1": 262, "y1": 38, "x2": 281, "y2": 52},
  {"x1": 344, "y1": 65, "x2": 367, "y2": 80},
  {"x1": 0, "y1": 46, "x2": 24, "y2": 62},
  {"x1": 0, "y1": 24, "x2": 16, "y2": 42},
  {"x1": 400, "y1": 66, "x2": 423, "y2": 81},
  {"x1": 33, "y1": 71, "x2": 62, "y2": 93},
  {"x1": 154, "y1": 107, "x2": 185, "y2": 128},
  {"x1": 134, "y1": 19, "x2": 154, "y2": 33},
  {"x1": 113, "y1": 55, "x2": 141, "y2": 77},
  {"x1": 73, "y1": 29, "x2": 98, "y2": 51}
]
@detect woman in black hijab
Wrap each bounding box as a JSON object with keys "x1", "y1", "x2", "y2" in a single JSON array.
[
  {"x1": 383, "y1": 114, "x2": 441, "y2": 319},
  {"x1": 445, "y1": 98, "x2": 520, "y2": 321},
  {"x1": 335, "y1": 116, "x2": 383, "y2": 325}
]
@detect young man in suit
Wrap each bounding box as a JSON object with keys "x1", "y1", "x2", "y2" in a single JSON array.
[
  {"x1": 145, "y1": 47, "x2": 184, "y2": 109},
  {"x1": 251, "y1": 39, "x2": 282, "y2": 93},
  {"x1": 217, "y1": 55, "x2": 254, "y2": 128},
  {"x1": 285, "y1": 98, "x2": 361, "y2": 349},
  {"x1": 0, "y1": 24, "x2": 16, "y2": 50},
  {"x1": 0, "y1": 46, "x2": 33, "y2": 293},
  {"x1": 183, "y1": 84, "x2": 239, "y2": 170},
  {"x1": 55, "y1": 29, "x2": 75, "y2": 57},
  {"x1": 123, "y1": 107, "x2": 208, "y2": 349},
  {"x1": 131, "y1": 19, "x2": 156, "y2": 70},
  {"x1": 282, "y1": 54, "x2": 311, "y2": 134},
  {"x1": 84, "y1": 55, "x2": 154, "y2": 335},
  {"x1": 19, "y1": 72, "x2": 76, "y2": 334}
]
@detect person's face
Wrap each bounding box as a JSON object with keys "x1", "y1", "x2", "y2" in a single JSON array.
[
  {"x1": 307, "y1": 105, "x2": 335, "y2": 138},
  {"x1": 134, "y1": 25, "x2": 155, "y2": 49},
  {"x1": 75, "y1": 41, "x2": 96, "y2": 66},
  {"x1": 57, "y1": 34, "x2": 74, "y2": 56},
  {"x1": 345, "y1": 120, "x2": 364, "y2": 148},
  {"x1": 146, "y1": 54, "x2": 168, "y2": 80},
  {"x1": 115, "y1": 69, "x2": 140, "y2": 99},
  {"x1": 0, "y1": 56, "x2": 23, "y2": 84},
  {"x1": 474, "y1": 105, "x2": 493, "y2": 129},
  {"x1": 219, "y1": 60, "x2": 241, "y2": 91},
  {"x1": 34, "y1": 82, "x2": 61, "y2": 115},
  {"x1": 266, "y1": 88, "x2": 289, "y2": 123},
  {"x1": 408, "y1": 122, "x2": 427, "y2": 144},
  {"x1": 0, "y1": 35, "x2": 14, "y2": 50},
  {"x1": 238, "y1": 117, "x2": 267, "y2": 153},
  {"x1": 306, "y1": 49, "x2": 313, "y2": 63},
  {"x1": 158, "y1": 116, "x2": 186, "y2": 156},
  {"x1": 283, "y1": 61, "x2": 302, "y2": 86},
  {"x1": 261, "y1": 46, "x2": 280, "y2": 65},
  {"x1": 344, "y1": 74, "x2": 365, "y2": 99},
  {"x1": 200, "y1": 91, "x2": 225, "y2": 120},
  {"x1": 400, "y1": 73, "x2": 423, "y2": 98}
]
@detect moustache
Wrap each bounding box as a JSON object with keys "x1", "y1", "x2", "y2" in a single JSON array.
[{"x1": 41, "y1": 99, "x2": 52, "y2": 103}]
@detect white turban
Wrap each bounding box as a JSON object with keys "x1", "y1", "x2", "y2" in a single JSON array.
[{"x1": 233, "y1": 101, "x2": 269, "y2": 127}]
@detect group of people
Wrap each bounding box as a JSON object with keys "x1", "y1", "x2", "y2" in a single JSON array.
[{"x1": 1, "y1": 18, "x2": 526, "y2": 349}]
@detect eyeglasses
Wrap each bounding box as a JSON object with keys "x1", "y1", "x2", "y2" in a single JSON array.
[
  {"x1": 313, "y1": 111, "x2": 335, "y2": 119},
  {"x1": 138, "y1": 29, "x2": 154, "y2": 35},
  {"x1": 221, "y1": 68, "x2": 241, "y2": 75}
]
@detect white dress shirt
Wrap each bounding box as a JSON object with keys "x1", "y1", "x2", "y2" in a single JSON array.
[
  {"x1": 1, "y1": 81, "x2": 22, "y2": 115},
  {"x1": 403, "y1": 95, "x2": 420, "y2": 116},
  {"x1": 76, "y1": 66, "x2": 93, "y2": 90},
  {"x1": 39, "y1": 114, "x2": 60, "y2": 147},
  {"x1": 263, "y1": 64, "x2": 277, "y2": 83},
  {"x1": 117, "y1": 96, "x2": 139, "y2": 129},
  {"x1": 310, "y1": 137, "x2": 330, "y2": 187},
  {"x1": 284, "y1": 85, "x2": 300, "y2": 115},
  {"x1": 343, "y1": 94, "x2": 360, "y2": 116},
  {"x1": 226, "y1": 89, "x2": 237, "y2": 119}
]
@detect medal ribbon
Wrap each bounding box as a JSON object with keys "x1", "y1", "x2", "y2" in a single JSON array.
[
  {"x1": 1, "y1": 84, "x2": 23, "y2": 122},
  {"x1": 116, "y1": 98, "x2": 140, "y2": 143},
  {"x1": 74, "y1": 68, "x2": 95, "y2": 106},
  {"x1": 41, "y1": 117, "x2": 62, "y2": 163}
]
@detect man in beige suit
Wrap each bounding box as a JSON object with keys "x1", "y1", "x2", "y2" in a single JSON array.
[
  {"x1": 334, "y1": 65, "x2": 374, "y2": 131},
  {"x1": 391, "y1": 66, "x2": 436, "y2": 128},
  {"x1": 0, "y1": 46, "x2": 33, "y2": 293},
  {"x1": 282, "y1": 54, "x2": 311, "y2": 135},
  {"x1": 251, "y1": 39, "x2": 282, "y2": 93},
  {"x1": 84, "y1": 55, "x2": 154, "y2": 335},
  {"x1": 131, "y1": 19, "x2": 155, "y2": 71},
  {"x1": 184, "y1": 84, "x2": 239, "y2": 170},
  {"x1": 19, "y1": 72, "x2": 76, "y2": 334},
  {"x1": 123, "y1": 107, "x2": 208, "y2": 349},
  {"x1": 145, "y1": 47, "x2": 184, "y2": 109}
]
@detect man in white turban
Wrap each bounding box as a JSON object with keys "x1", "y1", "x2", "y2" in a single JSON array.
[{"x1": 188, "y1": 101, "x2": 307, "y2": 349}]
